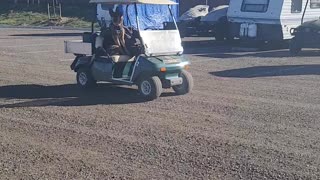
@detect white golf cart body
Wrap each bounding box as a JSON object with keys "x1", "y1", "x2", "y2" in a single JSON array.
[{"x1": 64, "y1": 0, "x2": 183, "y2": 56}]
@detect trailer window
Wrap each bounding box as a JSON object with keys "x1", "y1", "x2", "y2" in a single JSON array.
[
  {"x1": 241, "y1": 0, "x2": 269, "y2": 12},
  {"x1": 310, "y1": 0, "x2": 320, "y2": 8},
  {"x1": 292, "y1": 0, "x2": 302, "y2": 13}
]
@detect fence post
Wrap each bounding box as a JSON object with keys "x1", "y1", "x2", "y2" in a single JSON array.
[
  {"x1": 59, "y1": 3, "x2": 62, "y2": 18},
  {"x1": 47, "y1": 3, "x2": 51, "y2": 19},
  {"x1": 53, "y1": 0, "x2": 56, "y2": 17}
]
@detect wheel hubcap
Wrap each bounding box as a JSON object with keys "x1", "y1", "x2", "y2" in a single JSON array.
[
  {"x1": 141, "y1": 81, "x2": 152, "y2": 95},
  {"x1": 79, "y1": 72, "x2": 88, "y2": 86}
]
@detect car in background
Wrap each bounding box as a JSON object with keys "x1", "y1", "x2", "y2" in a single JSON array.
[
  {"x1": 179, "y1": 5, "x2": 209, "y2": 22},
  {"x1": 290, "y1": 19, "x2": 320, "y2": 56},
  {"x1": 176, "y1": 5, "x2": 229, "y2": 40},
  {"x1": 177, "y1": 5, "x2": 210, "y2": 37},
  {"x1": 201, "y1": 5, "x2": 229, "y2": 41}
]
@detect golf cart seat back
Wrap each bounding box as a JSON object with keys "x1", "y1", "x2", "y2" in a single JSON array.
[
  {"x1": 111, "y1": 55, "x2": 134, "y2": 63},
  {"x1": 95, "y1": 36, "x2": 104, "y2": 49}
]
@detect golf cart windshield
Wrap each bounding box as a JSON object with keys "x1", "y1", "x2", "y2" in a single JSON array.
[
  {"x1": 99, "y1": 3, "x2": 178, "y2": 30},
  {"x1": 124, "y1": 4, "x2": 177, "y2": 30},
  {"x1": 136, "y1": 5, "x2": 182, "y2": 56},
  {"x1": 92, "y1": 0, "x2": 183, "y2": 56}
]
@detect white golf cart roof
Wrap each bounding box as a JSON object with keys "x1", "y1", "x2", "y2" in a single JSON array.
[{"x1": 89, "y1": 0, "x2": 177, "y2": 5}]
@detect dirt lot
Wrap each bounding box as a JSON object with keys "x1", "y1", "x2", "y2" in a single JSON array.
[{"x1": 0, "y1": 28, "x2": 320, "y2": 179}]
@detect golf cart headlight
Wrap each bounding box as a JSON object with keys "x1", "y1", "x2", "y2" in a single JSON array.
[
  {"x1": 160, "y1": 67, "x2": 167, "y2": 72},
  {"x1": 184, "y1": 65, "x2": 190, "y2": 70},
  {"x1": 290, "y1": 28, "x2": 297, "y2": 35}
]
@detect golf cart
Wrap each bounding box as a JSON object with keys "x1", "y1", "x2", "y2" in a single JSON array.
[
  {"x1": 64, "y1": 0, "x2": 193, "y2": 101},
  {"x1": 290, "y1": 19, "x2": 320, "y2": 56}
]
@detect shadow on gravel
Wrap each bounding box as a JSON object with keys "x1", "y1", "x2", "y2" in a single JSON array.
[
  {"x1": 11, "y1": 33, "x2": 82, "y2": 37},
  {"x1": 197, "y1": 49, "x2": 320, "y2": 59},
  {"x1": 211, "y1": 64, "x2": 320, "y2": 78},
  {"x1": 0, "y1": 84, "x2": 169, "y2": 108}
]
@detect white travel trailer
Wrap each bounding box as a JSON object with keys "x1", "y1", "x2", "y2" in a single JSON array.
[{"x1": 228, "y1": 0, "x2": 320, "y2": 41}]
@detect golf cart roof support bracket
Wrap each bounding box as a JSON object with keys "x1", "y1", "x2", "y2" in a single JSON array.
[
  {"x1": 134, "y1": 3, "x2": 140, "y2": 30},
  {"x1": 168, "y1": 5, "x2": 179, "y2": 30},
  {"x1": 302, "y1": 0, "x2": 310, "y2": 25},
  {"x1": 130, "y1": 55, "x2": 141, "y2": 82}
]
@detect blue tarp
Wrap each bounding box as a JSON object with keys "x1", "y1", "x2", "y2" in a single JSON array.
[{"x1": 120, "y1": 1, "x2": 179, "y2": 30}]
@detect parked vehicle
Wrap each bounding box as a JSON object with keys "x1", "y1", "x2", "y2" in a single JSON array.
[
  {"x1": 177, "y1": 5, "x2": 229, "y2": 40},
  {"x1": 289, "y1": 0, "x2": 320, "y2": 56},
  {"x1": 176, "y1": 5, "x2": 210, "y2": 37},
  {"x1": 64, "y1": 0, "x2": 193, "y2": 101},
  {"x1": 201, "y1": 5, "x2": 229, "y2": 40},
  {"x1": 179, "y1": 5, "x2": 209, "y2": 22},
  {"x1": 228, "y1": 0, "x2": 320, "y2": 42}
]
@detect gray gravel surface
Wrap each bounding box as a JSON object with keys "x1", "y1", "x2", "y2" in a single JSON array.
[{"x1": 0, "y1": 28, "x2": 320, "y2": 179}]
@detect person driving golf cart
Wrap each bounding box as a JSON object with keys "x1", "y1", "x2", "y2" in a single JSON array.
[{"x1": 96, "y1": 5, "x2": 140, "y2": 57}]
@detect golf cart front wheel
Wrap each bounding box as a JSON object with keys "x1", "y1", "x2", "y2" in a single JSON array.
[
  {"x1": 173, "y1": 70, "x2": 194, "y2": 95},
  {"x1": 76, "y1": 68, "x2": 96, "y2": 89},
  {"x1": 138, "y1": 76, "x2": 163, "y2": 101}
]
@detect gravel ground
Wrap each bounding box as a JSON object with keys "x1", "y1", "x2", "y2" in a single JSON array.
[{"x1": 0, "y1": 28, "x2": 320, "y2": 179}]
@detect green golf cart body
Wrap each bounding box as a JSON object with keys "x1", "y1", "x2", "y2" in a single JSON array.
[{"x1": 64, "y1": 0, "x2": 193, "y2": 100}]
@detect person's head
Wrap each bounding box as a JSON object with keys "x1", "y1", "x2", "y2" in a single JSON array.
[{"x1": 109, "y1": 6, "x2": 124, "y2": 26}]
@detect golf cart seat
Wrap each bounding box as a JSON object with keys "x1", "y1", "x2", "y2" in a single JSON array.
[{"x1": 111, "y1": 55, "x2": 135, "y2": 63}]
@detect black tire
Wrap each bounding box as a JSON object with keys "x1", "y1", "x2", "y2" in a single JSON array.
[
  {"x1": 289, "y1": 37, "x2": 302, "y2": 56},
  {"x1": 215, "y1": 17, "x2": 228, "y2": 41},
  {"x1": 226, "y1": 35, "x2": 235, "y2": 43},
  {"x1": 215, "y1": 35, "x2": 225, "y2": 41},
  {"x1": 215, "y1": 24, "x2": 228, "y2": 41},
  {"x1": 138, "y1": 76, "x2": 163, "y2": 101},
  {"x1": 173, "y1": 70, "x2": 194, "y2": 95},
  {"x1": 76, "y1": 68, "x2": 96, "y2": 89}
]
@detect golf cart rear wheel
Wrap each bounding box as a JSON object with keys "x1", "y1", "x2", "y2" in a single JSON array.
[
  {"x1": 289, "y1": 37, "x2": 302, "y2": 56},
  {"x1": 138, "y1": 76, "x2": 163, "y2": 101},
  {"x1": 76, "y1": 68, "x2": 96, "y2": 89},
  {"x1": 173, "y1": 70, "x2": 194, "y2": 95}
]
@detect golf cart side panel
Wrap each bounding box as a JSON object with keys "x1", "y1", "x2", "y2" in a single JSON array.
[
  {"x1": 91, "y1": 58, "x2": 113, "y2": 81},
  {"x1": 132, "y1": 55, "x2": 187, "y2": 82},
  {"x1": 132, "y1": 56, "x2": 161, "y2": 82},
  {"x1": 74, "y1": 56, "x2": 92, "y2": 71}
]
